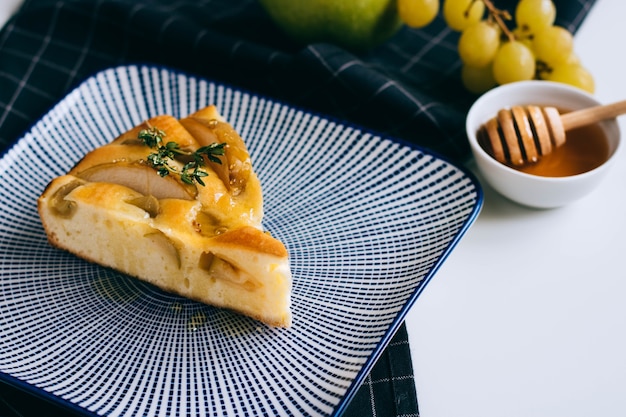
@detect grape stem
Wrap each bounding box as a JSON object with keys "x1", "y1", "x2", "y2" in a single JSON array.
[{"x1": 481, "y1": 0, "x2": 515, "y2": 42}]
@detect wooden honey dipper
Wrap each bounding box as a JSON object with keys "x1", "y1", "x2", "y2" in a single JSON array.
[{"x1": 477, "y1": 100, "x2": 626, "y2": 166}]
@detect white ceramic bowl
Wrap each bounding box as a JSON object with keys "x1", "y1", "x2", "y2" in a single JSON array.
[{"x1": 466, "y1": 81, "x2": 621, "y2": 209}]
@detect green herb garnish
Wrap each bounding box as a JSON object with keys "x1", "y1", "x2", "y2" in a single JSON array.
[{"x1": 138, "y1": 126, "x2": 226, "y2": 186}]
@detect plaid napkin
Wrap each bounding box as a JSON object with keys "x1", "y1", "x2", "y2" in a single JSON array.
[{"x1": 0, "y1": 0, "x2": 595, "y2": 416}]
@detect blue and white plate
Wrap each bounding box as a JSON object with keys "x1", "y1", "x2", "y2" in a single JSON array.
[{"x1": 0, "y1": 65, "x2": 482, "y2": 417}]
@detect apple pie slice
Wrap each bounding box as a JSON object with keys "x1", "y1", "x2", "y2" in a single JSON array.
[{"x1": 38, "y1": 105, "x2": 292, "y2": 327}]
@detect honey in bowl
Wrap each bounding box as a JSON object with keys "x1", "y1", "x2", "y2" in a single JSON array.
[
  {"x1": 478, "y1": 107, "x2": 611, "y2": 177},
  {"x1": 517, "y1": 117, "x2": 610, "y2": 177}
]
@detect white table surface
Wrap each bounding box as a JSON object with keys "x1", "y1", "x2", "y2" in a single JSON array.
[
  {"x1": 1, "y1": 1, "x2": 624, "y2": 416},
  {"x1": 406, "y1": 1, "x2": 626, "y2": 416},
  {"x1": 0, "y1": 0, "x2": 20, "y2": 29}
]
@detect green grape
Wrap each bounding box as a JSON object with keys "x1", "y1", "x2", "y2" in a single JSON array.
[
  {"x1": 458, "y1": 21, "x2": 500, "y2": 68},
  {"x1": 563, "y1": 52, "x2": 580, "y2": 66},
  {"x1": 443, "y1": 0, "x2": 485, "y2": 32},
  {"x1": 398, "y1": 0, "x2": 440, "y2": 28},
  {"x1": 545, "y1": 63, "x2": 595, "y2": 93},
  {"x1": 515, "y1": 0, "x2": 556, "y2": 35},
  {"x1": 512, "y1": 27, "x2": 533, "y2": 49},
  {"x1": 492, "y1": 40, "x2": 536, "y2": 85},
  {"x1": 461, "y1": 64, "x2": 496, "y2": 94},
  {"x1": 532, "y1": 25, "x2": 574, "y2": 67}
]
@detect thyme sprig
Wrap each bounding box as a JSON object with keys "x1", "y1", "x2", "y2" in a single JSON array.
[{"x1": 138, "y1": 126, "x2": 226, "y2": 186}]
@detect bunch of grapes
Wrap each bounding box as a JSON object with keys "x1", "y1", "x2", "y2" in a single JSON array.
[{"x1": 396, "y1": 0, "x2": 594, "y2": 94}]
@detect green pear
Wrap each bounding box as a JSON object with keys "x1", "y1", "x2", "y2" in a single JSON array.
[{"x1": 259, "y1": 0, "x2": 403, "y2": 52}]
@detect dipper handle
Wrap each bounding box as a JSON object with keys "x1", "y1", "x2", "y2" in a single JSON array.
[{"x1": 561, "y1": 99, "x2": 626, "y2": 131}]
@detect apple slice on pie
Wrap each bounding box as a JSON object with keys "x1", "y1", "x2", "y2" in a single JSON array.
[{"x1": 37, "y1": 105, "x2": 292, "y2": 327}]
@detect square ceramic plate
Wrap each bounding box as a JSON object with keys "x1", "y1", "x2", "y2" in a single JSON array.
[{"x1": 0, "y1": 65, "x2": 482, "y2": 417}]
